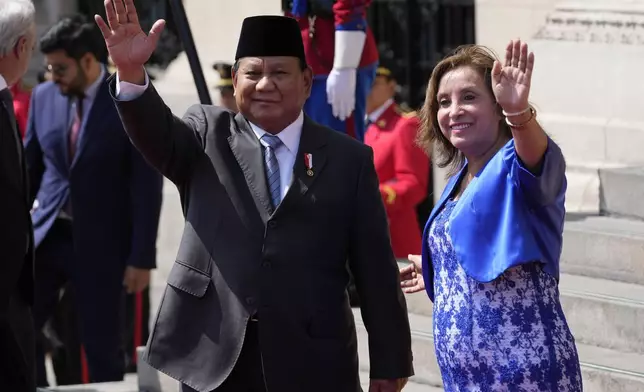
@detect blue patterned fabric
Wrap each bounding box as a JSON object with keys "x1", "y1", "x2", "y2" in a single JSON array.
[
  {"x1": 421, "y1": 139, "x2": 567, "y2": 302},
  {"x1": 429, "y1": 199, "x2": 583, "y2": 392},
  {"x1": 261, "y1": 134, "x2": 283, "y2": 210}
]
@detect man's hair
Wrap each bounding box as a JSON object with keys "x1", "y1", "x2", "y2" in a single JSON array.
[
  {"x1": 0, "y1": 0, "x2": 35, "y2": 57},
  {"x1": 40, "y1": 14, "x2": 107, "y2": 62}
]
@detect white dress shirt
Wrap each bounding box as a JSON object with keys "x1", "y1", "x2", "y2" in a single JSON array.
[
  {"x1": 249, "y1": 113, "x2": 302, "y2": 199},
  {"x1": 0, "y1": 74, "x2": 7, "y2": 90},
  {"x1": 116, "y1": 72, "x2": 304, "y2": 200}
]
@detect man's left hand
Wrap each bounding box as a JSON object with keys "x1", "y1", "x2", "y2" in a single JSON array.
[
  {"x1": 123, "y1": 266, "x2": 151, "y2": 294},
  {"x1": 369, "y1": 378, "x2": 408, "y2": 392}
]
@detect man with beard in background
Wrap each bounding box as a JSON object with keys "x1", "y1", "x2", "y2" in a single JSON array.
[
  {"x1": 0, "y1": 1, "x2": 37, "y2": 389},
  {"x1": 24, "y1": 14, "x2": 163, "y2": 386}
]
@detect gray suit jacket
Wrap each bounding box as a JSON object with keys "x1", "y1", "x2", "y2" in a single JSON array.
[{"x1": 110, "y1": 78, "x2": 414, "y2": 392}]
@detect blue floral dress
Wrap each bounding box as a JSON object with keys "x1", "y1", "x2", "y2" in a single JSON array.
[{"x1": 429, "y1": 199, "x2": 583, "y2": 392}]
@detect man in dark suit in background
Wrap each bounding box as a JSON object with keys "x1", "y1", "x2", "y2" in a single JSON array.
[
  {"x1": 24, "y1": 15, "x2": 163, "y2": 386},
  {"x1": 96, "y1": 1, "x2": 413, "y2": 391},
  {"x1": 0, "y1": 1, "x2": 37, "y2": 390}
]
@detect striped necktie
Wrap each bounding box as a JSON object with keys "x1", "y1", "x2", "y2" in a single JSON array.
[
  {"x1": 69, "y1": 98, "x2": 83, "y2": 161},
  {"x1": 261, "y1": 134, "x2": 283, "y2": 210}
]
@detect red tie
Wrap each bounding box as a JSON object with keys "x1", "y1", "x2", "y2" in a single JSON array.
[{"x1": 69, "y1": 100, "x2": 83, "y2": 161}]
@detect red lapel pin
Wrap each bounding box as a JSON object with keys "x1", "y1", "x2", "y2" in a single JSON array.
[{"x1": 304, "y1": 153, "x2": 314, "y2": 177}]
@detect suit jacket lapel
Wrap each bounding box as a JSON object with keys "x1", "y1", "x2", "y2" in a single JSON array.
[
  {"x1": 0, "y1": 91, "x2": 23, "y2": 166},
  {"x1": 54, "y1": 94, "x2": 72, "y2": 168},
  {"x1": 279, "y1": 116, "x2": 327, "y2": 210},
  {"x1": 228, "y1": 113, "x2": 273, "y2": 223},
  {"x1": 71, "y1": 76, "x2": 111, "y2": 169}
]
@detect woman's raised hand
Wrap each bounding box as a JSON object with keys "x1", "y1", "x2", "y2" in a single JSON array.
[{"x1": 492, "y1": 39, "x2": 534, "y2": 114}]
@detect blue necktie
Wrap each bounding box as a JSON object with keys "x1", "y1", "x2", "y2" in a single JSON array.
[{"x1": 261, "y1": 134, "x2": 283, "y2": 210}]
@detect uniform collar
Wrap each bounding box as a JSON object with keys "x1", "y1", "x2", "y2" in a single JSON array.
[{"x1": 368, "y1": 98, "x2": 394, "y2": 123}]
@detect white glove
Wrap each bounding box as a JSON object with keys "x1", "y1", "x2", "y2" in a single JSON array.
[
  {"x1": 326, "y1": 68, "x2": 356, "y2": 120},
  {"x1": 326, "y1": 30, "x2": 366, "y2": 121}
]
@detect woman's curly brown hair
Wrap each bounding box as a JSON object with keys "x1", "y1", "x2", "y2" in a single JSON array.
[{"x1": 417, "y1": 45, "x2": 512, "y2": 177}]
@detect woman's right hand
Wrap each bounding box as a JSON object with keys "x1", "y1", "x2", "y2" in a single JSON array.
[{"x1": 399, "y1": 254, "x2": 425, "y2": 293}]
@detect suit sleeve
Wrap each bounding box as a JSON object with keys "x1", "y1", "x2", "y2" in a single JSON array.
[
  {"x1": 24, "y1": 90, "x2": 44, "y2": 205},
  {"x1": 333, "y1": 0, "x2": 370, "y2": 31},
  {"x1": 109, "y1": 75, "x2": 207, "y2": 186},
  {"x1": 380, "y1": 117, "x2": 430, "y2": 214},
  {"x1": 126, "y1": 141, "x2": 164, "y2": 269},
  {"x1": 348, "y1": 146, "x2": 414, "y2": 380}
]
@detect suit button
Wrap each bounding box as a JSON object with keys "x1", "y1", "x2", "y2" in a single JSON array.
[
  {"x1": 268, "y1": 220, "x2": 277, "y2": 228},
  {"x1": 246, "y1": 297, "x2": 255, "y2": 306},
  {"x1": 262, "y1": 260, "x2": 271, "y2": 268}
]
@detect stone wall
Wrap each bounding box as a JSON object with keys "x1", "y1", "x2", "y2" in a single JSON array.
[
  {"x1": 476, "y1": 0, "x2": 644, "y2": 167},
  {"x1": 473, "y1": 0, "x2": 644, "y2": 213}
]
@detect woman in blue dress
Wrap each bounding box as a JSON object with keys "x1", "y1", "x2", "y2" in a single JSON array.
[{"x1": 399, "y1": 41, "x2": 583, "y2": 391}]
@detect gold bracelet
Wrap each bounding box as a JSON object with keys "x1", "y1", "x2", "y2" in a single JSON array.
[
  {"x1": 502, "y1": 107, "x2": 530, "y2": 117},
  {"x1": 505, "y1": 106, "x2": 536, "y2": 129}
]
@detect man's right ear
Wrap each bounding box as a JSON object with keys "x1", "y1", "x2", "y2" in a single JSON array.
[
  {"x1": 231, "y1": 71, "x2": 238, "y2": 95},
  {"x1": 13, "y1": 36, "x2": 26, "y2": 59}
]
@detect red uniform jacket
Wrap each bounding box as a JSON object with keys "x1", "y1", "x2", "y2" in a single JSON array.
[
  {"x1": 10, "y1": 82, "x2": 31, "y2": 139},
  {"x1": 364, "y1": 103, "x2": 430, "y2": 258},
  {"x1": 286, "y1": 0, "x2": 378, "y2": 76}
]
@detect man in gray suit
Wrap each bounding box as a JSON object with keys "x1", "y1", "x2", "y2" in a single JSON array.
[
  {"x1": 95, "y1": 1, "x2": 413, "y2": 391},
  {"x1": 0, "y1": 1, "x2": 37, "y2": 390}
]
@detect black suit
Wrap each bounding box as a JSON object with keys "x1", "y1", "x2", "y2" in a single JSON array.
[
  {"x1": 0, "y1": 87, "x2": 36, "y2": 392},
  {"x1": 111, "y1": 79, "x2": 414, "y2": 392}
]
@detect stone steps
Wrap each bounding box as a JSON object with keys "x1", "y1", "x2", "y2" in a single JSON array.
[
  {"x1": 354, "y1": 309, "x2": 644, "y2": 392},
  {"x1": 558, "y1": 162, "x2": 644, "y2": 217},
  {"x1": 561, "y1": 214, "x2": 644, "y2": 285},
  {"x1": 600, "y1": 166, "x2": 644, "y2": 220}
]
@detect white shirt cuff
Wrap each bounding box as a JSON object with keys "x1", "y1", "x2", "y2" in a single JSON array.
[{"x1": 115, "y1": 71, "x2": 150, "y2": 101}]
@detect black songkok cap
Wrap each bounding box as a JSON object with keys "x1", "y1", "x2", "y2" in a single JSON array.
[{"x1": 235, "y1": 15, "x2": 305, "y2": 62}]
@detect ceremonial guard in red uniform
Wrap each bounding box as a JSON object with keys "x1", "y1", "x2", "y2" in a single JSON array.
[
  {"x1": 212, "y1": 62, "x2": 238, "y2": 113},
  {"x1": 284, "y1": 0, "x2": 378, "y2": 141},
  {"x1": 365, "y1": 64, "x2": 430, "y2": 258}
]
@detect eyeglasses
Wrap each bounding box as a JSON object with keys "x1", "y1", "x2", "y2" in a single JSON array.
[{"x1": 45, "y1": 63, "x2": 69, "y2": 77}]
